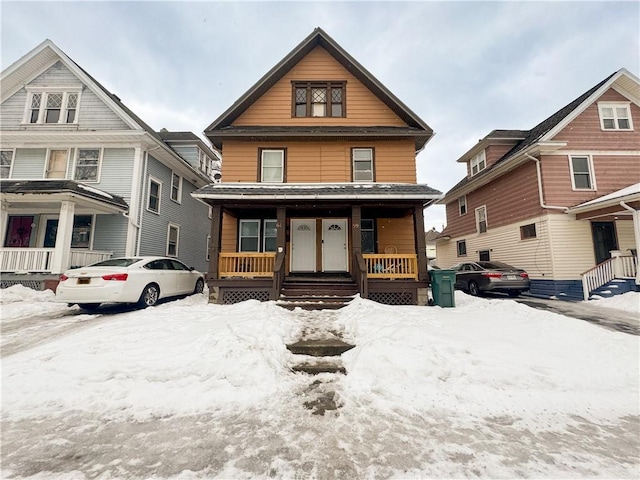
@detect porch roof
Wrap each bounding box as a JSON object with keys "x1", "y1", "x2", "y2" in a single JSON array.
[
  {"x1": 192, "y1": 182, "x2": 442, "y2": 206},
  {"x1": 1, "y1": 180, "x2": 129, "y2": 213}
]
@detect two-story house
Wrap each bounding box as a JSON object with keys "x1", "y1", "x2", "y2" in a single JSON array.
[
  {"x1": 193, "y1": 28, "x2": 442, "y2": 306},
  {"x1": 0, "y1": 40, "x2": 220, "y2": 289},
  {"x1": 437, "y1": 68, "x2": 640, "y2": 300}
]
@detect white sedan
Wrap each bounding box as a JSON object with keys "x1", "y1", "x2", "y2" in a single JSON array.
[{"x1": 56, "y1": 256, "x2": 205, "y2": 310}]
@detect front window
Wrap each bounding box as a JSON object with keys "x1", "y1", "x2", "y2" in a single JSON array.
[
  {"x1": 263, "y1": 220, "x2": 277, "y2": 252},
  {"x1": 570, "y1": 155, "x2": 595, "y2": 190},
  {"x1": 147, "y1": 178, "x2": 161, "y2": 213},
  {"x1": 470, "y1": 150, "x2": 486, "y2": 176},
  {"x1": 361, "y1": 219, "x2": 375, "y2": 253},
  {"x1": 293, "y1": 82, "x2": 345, "y2": 118},
  {"x1": 352, "y1": 148, "x2": 374, "y2": 182},
  {"x1": 476, "y1": 205, "x2": 487, "y2": 233},
  {"x1": 74, "y1": 149, "x2": 100, "y2": 181},
  {"x1": 458, "y1": 195, "x2": 467, "y2": 215},
  {"x1": 260, "y1": 149, "x2": 284, "y2": 183},
  {"x1": 598, "y1": 103, "x2": 633, "y2": 130},
  {"x1": 1, "y1": 150, "x2": 14, "y2": 178},
  {"x1": 167, "y1": 224, "x2": 179, "y2": 257},
  {"x1": 170, "y1": 172, "x2": 182, "y2": 202},
  {"x1": 72, "y1": 215, "x2": 92, "y2": 248},
  {"x1": 239, "y1": 219, "x2": 260, "y2": 252},
  {"x1": 26, "y1": 90, "x2": 80, "y2": 124},
  {"x1": 457, "y1": 240, "x2": 467, "y2": 257}
]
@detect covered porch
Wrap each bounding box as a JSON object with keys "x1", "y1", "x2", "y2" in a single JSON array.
[
  {"x1": 1, "y1": 180, "x2": 129, "y2": 276},
  {"x1": 192, "y1": 183, "x2": 442, "y2": 305}
]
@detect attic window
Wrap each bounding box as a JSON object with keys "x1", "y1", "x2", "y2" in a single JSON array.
[
  {"x1": 293, "y1": 82, "x2": 345, "y2": 118},
  {"x1": 24, "y1": 89, "x2": 81, "y2": 125},
  {"x1": 598, "y1": 103, "x2": 633, "y2": 131},
  {"x1": 470, "y1": 151, "x2": 486, "y2": 176}
]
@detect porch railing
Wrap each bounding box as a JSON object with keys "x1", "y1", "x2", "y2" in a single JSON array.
[
  {"x1": 362, "y1": 254, "x2": 418, "y2": 280},
  {"x1": 0, "y1": 248, "x2": 112, "y2": 273},
  {"x1": 580, "y1": 254, "x2": 637, "y2": 300},
  {"x1": 621, "y1": 255, "x2": 638, "y2": 278},
  {"x1": 219, "y1": 253, "x2": 276, "y2": 278}
]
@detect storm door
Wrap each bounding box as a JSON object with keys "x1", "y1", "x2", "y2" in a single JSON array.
[
  {"x1": 290, "y1": 219, "x2": 316, "y2": 272},
  {"x1": 591, "y1": 221, "x2": 618, "y2": 265},
  {"x1": 322, "y1": 219, "x2": 348, "y2": 272},
  {"x1": 4, "y1": 216, "x2": 34, "y2": 247}
]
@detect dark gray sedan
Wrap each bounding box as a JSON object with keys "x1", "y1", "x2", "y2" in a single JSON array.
[{"x1": 451, "y1": 261, "x2": 530, "y2": 297}]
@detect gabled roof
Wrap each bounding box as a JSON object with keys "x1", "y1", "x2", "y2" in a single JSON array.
[
  {"x1": 204, "y1": 28, "x2": 433, "y2": 151},
  {"x1": 157, "y1": 131, "x2": 221, "y2": 161},
  {"x1": 442, "y1": 68, "x2": 640, "y2": 201}
]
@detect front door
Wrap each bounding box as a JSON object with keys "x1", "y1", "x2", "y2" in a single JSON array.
[
  {"x1": 322, "y1": 219, "x2": 348, "y2": 272},
  {"x1": 4, "y1": 216, "x2": 34, "y2": 247},
  {"x1": 290, "y1": 219, "x2": 316, "y2": 272},
  {"x1": 592, "y1": 221, "x2": 618, "y2": 265}
]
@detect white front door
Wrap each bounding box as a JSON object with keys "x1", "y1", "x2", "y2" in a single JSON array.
[
  {"x1": 322, "y1": 219, "x2": 348, "y2": 272},
  {"x1": 290, "y1": 219, "x2": 316, "y2": 272}
]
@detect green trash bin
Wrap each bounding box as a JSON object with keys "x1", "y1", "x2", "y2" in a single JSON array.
[{"x1": 430, "y1": 269, "x2": 456, "y2": 307}]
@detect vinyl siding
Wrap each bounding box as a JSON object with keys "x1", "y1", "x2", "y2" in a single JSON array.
[
  {"x1": 436, "y1": 214, "x2": 553, "y2": 278},
  {"x1": 221, "y1": 139, "x2": 416, "y2": 183},
  {"x1": 92, "y1": 214, "x2": 128, "y2": 258},
  {"x1": 615, "y1": 219, "x2": 636, "y2": 254},
  {"x1": 138, "y1": 155, "x2": 210, "y2": 272},
  {"x1": 93, "y1": 148, "x2": 135, "y2": 201},
  {"x1": 234, "y1": 46, "x2": 406, "y2": 127},
  {"x1": 11, "y1": 149, "x2": 46, "y2": 178},
  {"x1": 546, "y1": 214, "x2": 595, "y2": 279}
]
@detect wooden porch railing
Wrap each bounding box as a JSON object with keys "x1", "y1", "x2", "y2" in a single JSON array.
[
  {"x1": 0, "y1": 248, "x2": 112, "y2": 272},
  {"x1": 219, "y1": 253, "x2": 276, "y2": 278},
  {"x1": 362, "y1": 254, "x2": 418, "y2": 280}
]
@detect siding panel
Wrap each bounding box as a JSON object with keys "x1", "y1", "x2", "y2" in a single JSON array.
[
  {"x1": 95, "y1": 148, "x2": 135, "y2": 201},
  {"x1": 92, "y1": 214, "x2": 128, "y2": 258},
  {"x1": 11, "y1": 148, "x2": 47, "y2": 178}
]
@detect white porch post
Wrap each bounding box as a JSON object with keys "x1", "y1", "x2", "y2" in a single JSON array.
[
  {"x1": 610, "y1": 250, "x2": 623, "y2": 278},
  {"x1": 50, "y1": 200, "x2": 75, "y2": 274},
  {"x1": 633, "y1": 211, "x2": 640, "y2": 285}
]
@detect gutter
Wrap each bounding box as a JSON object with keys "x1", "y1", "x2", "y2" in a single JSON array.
[{"x1": 525, "y1": 153, "x2": 568, "y2": 212}]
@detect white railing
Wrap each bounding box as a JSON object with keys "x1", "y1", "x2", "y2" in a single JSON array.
[
  {"x1": 620, "y1": 255, "x2": 638, "y2": 278},
  {"x1": 581, "y1": 258, "x2": 615, "y2": 301},
  {"x1": 0, "y1": 248, "x2": 112, "y2": 273}
]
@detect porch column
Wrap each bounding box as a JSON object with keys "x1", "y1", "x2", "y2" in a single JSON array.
[
  {"x1": 208, "y1": 205, "x2": 223, "y2": 284},
  {"x1": 413, "y1": 205, "x2": 428, "y2": 282},
  {"x1": 276, "y1": 207, "x2": 287, "y2": 252},
  {"x1": 50, "y1": 200, "x2": 75, "y2": 274},
  {"x1": 351, "y1": 205, "x2": 362, "y2": 274}
]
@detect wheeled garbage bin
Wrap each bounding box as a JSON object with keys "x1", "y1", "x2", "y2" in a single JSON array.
[{"x1": 430, "y1": 269, "x2": 455, "y2": 307}]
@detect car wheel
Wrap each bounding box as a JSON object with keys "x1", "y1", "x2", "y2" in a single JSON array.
[
  {"x1": 193, "y1": 278, "x2": 205, "y2": 294},
  {"x1": 508, "y1": 290, "x2": 520, "y2": 298},
  {"x1": 468, "y1": 281, "x2": 481, "y2": 296},
  {"x1": 138, "y1": 283, "x2": 159, "y2": 308},
  {"x1": 78, "y1": 303, "x2": 101, "y2": 311}
]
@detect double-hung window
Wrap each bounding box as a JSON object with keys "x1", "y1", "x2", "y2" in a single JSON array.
[
  {"x1": 167, "y1": 224, "x2": 179, "y2": 257},
  {"x1": 74, "y1": 149, "x2": 101, "y2": 182},
  {"x1": 1, "y1": 150, "x2": 14, "y2": 178},
  {"x1": 476, "y1": 205, "x2": 487, "y2": 233},
  {"x1": 598, "y1": 103, "x2": 633, "y2": 130},
  {"x1": 170, "y1": 172, "x2": 182, "y2": 203},
  {"x1": 352, "y1": 148, "x2": 374, "y2": 182},
  {"x1": 147, "y1": 178, "x2": 161, "y2": 213},
  {"x1": 470, "y1": 150, "x2": 486, "y2": 176},
  {"x1": 569, "y1": 155, "x2": 595, "y2": 190},
  {"x1": 260, "y1": 149, "x2": 284, "y2": 183},
  {"x1": 293, "y1": 82, "x2": 345, "y2": 118},
  {"x1": 25, "y1": 90, "x2": 80, "y2": 124},
  {"x1": 458, "y1": 195, "x2": 467, "y2": 215},
  {"x1": 361, "y1": 219, "x2": 375, "y2": 253},
  {"x1": 239, "y1": 219, "x2": 277, "y2": 252},
  {"x1": 457, "y1": 240, "x2": 467, "y2": 257}
]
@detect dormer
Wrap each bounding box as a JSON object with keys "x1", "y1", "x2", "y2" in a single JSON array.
[{"x1": 457, "y1": 129, "x2": 527, "y2": 178}]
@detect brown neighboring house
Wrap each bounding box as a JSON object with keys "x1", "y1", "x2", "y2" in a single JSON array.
[
  {"x1": 193, "y1": 28, "x2": 442, "y2": 305},
  {"x1": 437, "y1": 69, "x2": 640, "y2": 300}
]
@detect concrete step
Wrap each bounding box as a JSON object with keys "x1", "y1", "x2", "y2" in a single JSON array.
[
  {"x1": 292, "y1": 360, "x2": 346, "y2": 375},
  {"x1": 287, "y1": 338, "x2": 355, "y2": 357}
]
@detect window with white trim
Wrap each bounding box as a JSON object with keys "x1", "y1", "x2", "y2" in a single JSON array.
[
  {"x1": 25, "y1": 90, "x2": 80, "y2": 124},
  {"x1": 1, "y1": 150, "x2": 14, "y2": 178},
  {"x1": 598, "y1": 103, "x2": 633, "y2": 130},
  {"x1": 167, "y1": 224, "x2": 179, "y2": 257},
  {"x1": 476, "y1": 205, "x2": 487, "y2": 233},
  {"x1": 147, "y1": 178, "x2": 161, "y2": 213},
  {"x1": 569, "y1": 155, "x2": 595, "y2": 190},
  {"x1": 352, "y1": 148, "x2": 374, "y2": 182},
  {"x1": 170, "y1": 172, "x2": 182, "y2": 203},
  {"x1": 457, "y1": 240, "x2": 467, "y2": 257},
  {"x1": 458, "y1": 195, "x2": 467, "y2": 215},
  {"x1": 74, "y1": 148, "x2": 101, "y2": 182},
  {"x1": 470, "y1": 150, "x2": 486, "y2": 176},
  {"x1": 239, "y1": 219, "x2": 277, "y2": 252},
  {"x1": 260, "y1": 149, "x2": 284, "y2": 183}
]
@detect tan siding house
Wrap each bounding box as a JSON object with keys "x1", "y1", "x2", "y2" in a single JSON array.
[
  {"x1": 193, "y1": 28, "x2": 441, "y2": 305},
  {"x1": 437, "y1": 69, "x2": 640, "y2": 300}
]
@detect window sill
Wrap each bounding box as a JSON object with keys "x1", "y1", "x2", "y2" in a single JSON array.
[{"x1": 19, "y1": 123, "x2": 79, "y2": 129}]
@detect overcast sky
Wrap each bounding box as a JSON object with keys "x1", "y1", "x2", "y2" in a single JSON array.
[{"x1": 2, "y1": 1, "x2": 639, "y2": 230}]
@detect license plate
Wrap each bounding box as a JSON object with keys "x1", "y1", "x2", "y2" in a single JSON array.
[
  {"x1": 506, "y1": 275, "x2": 517, "y2": 280},
  {"x1": 77, "y1": 277, "x2": 91, "y2": 285}
]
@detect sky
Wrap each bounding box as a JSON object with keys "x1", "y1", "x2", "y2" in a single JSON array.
[
  {"x1": 2, "y1": 284, "x2": 639, "y2": 477},
  {"x1": 2, "y1": 1, "x2": 639, "y2": 231}
]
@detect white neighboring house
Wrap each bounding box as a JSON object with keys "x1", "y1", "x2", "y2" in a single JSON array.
[{"x1": 0, "y1": 40, "x2": 220, "y2": 289}]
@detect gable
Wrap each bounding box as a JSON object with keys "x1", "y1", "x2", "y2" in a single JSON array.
[{"x1": 234, "y1": 46, "x2": 406, "y2": 127}]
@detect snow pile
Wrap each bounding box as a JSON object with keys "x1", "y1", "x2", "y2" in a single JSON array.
[
  {"x1": 589, "y1": 290, "x2": 640, "y2": 314},
  {"x1": 0, "y1": 284, "x2": 73, "y2": 323}
]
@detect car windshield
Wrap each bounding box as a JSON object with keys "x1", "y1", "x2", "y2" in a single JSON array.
[
  {"x1": 89, "y1": 258, "x2": 142, "y2": 267},
  {"x1": 478, "y1": 261, "x2": 515, "y2": 270}
]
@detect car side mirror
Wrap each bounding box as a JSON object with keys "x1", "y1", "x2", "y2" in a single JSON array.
[{"x1": 189, "y1": 266, "x2": 195, "y2": 271}]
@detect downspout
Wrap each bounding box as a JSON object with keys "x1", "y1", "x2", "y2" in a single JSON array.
[
  {"x1": 620, "y1": 200, "x2": 640, "y2": 285},
  {"x1": 525, "y1": 153, "x2": 568, "y2": 212}
]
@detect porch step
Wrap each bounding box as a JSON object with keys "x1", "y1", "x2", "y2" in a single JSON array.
[
  {"x1": 279, "y1": 278, "x2": 358, "y2": 310},
  {"x1": 287, "y1": 338, "x2": 355, "y2": 357},
  {"x1": 292, "y1": 360, "x2": 347, "y2": 375},
  {"x1": 590, "y1": 278, "x2": 637, "y2": 299}
]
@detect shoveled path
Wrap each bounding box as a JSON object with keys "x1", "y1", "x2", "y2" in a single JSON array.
[{"x1": 515, "y1": 296, "x2": 639, "y2": 335}]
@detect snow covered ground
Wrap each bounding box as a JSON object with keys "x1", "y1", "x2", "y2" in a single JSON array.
[
  {"x1": 1, "y1": 286, "x2": 639, "y2": 479},
  {"x1": 588, "y1": 290, "x2": 640, "y2": 314}
]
